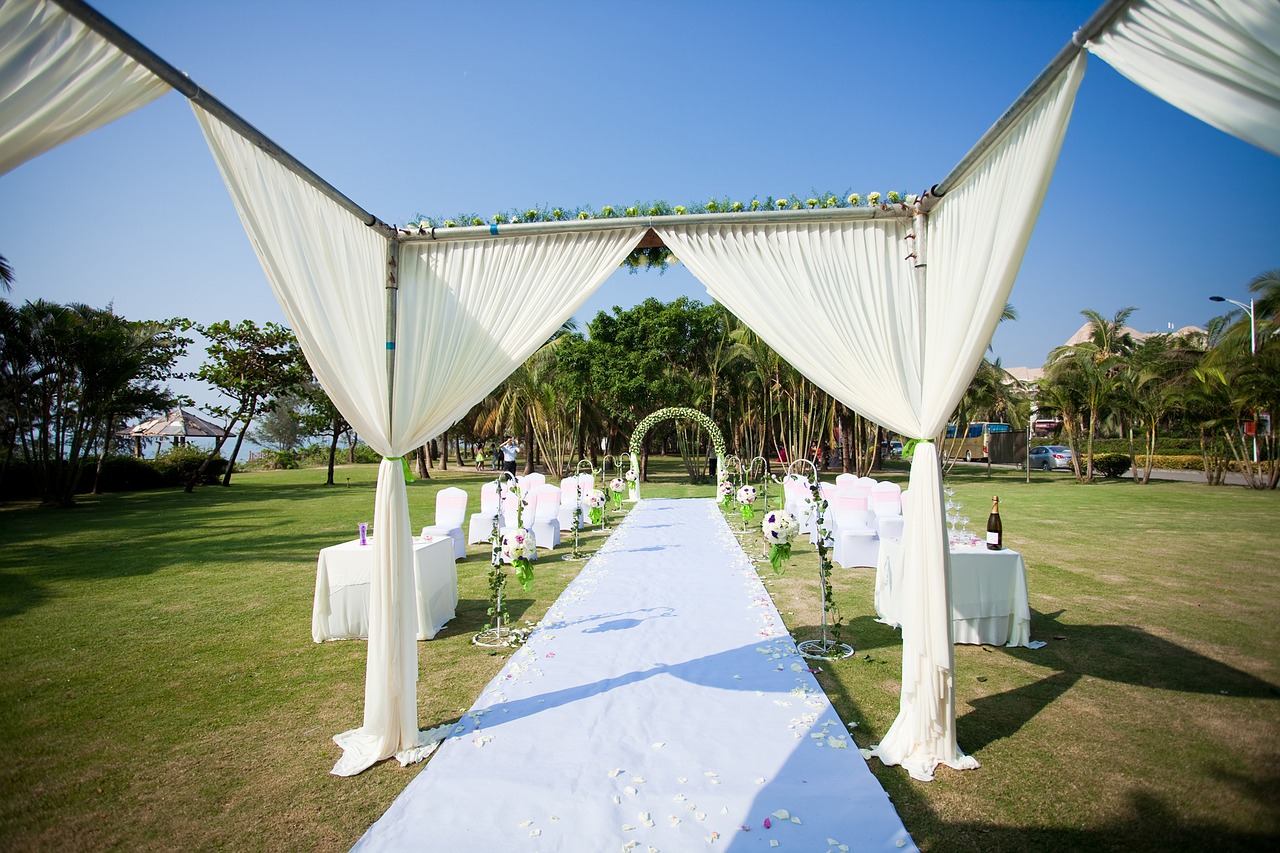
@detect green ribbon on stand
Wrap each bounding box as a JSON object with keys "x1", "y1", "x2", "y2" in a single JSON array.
[
  {"x1": 901, "y1": 438, "x2": 933, "y2": 461},
  {"x1": 383, "y1": 456, "x2": 416, "y2": 483}
]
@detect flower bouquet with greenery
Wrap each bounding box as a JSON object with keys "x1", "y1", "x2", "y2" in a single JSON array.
[
  {"x1": 587, "y1": 488, "x2": 606, "y2": 525},
  {"x1": 501, "y1": 528, "x2": 537, "y2": 590},
  {"x1": 717, "y1": 477, "x2": 735, "y2": 508},
  {"x1": 736, "y1": 484, "x2": 758, "y2": 523},
  {"x1": 609, "y1": 477, "x2": 626, "y2": 510},
  {"x1": 761, "y1": 509, "x2": 800, "y2": 573}
]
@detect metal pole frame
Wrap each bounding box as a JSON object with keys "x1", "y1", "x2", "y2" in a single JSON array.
[{"x1": 921, "y1": 0, "x2": 1133, "y2": 209}]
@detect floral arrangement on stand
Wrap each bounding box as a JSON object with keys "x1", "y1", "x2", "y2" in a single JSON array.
[
  {"x1": 588, "y1": 488, "x2": 606, "y2": 525},
  {"x1": 717, "y1": 477, "x2": 735, "y2": 508},
  {"x1": 501, "y1": 528, "x2": 537, "y2": 591},
  {"x1": 736, "y1": 484, "x2": 758, "y2": 528},
  {"x1": 609, "y1": 477, "x2": 627, "y2": 511},
  {"x1": 760, "y1": 509, "x2": 800, "y2": 574},
  {"x1": 624, "y1": 467, "x2": 638, "y2": 500}
]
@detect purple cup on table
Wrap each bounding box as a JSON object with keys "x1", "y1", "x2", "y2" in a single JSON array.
[{"x1": 359, "y1": 522, "x2": 368, "y2": 545}]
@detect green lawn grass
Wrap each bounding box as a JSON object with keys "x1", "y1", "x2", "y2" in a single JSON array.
[{"x1": 1, "y1": 459, "x2": 1276, "y2": 851}]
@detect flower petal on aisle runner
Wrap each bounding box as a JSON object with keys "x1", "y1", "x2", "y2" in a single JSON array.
[{"x1": 353, "y1": 498, "x2": 916, "y2": 852}]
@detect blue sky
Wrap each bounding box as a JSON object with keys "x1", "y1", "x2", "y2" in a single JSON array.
[{"x1": 2, "y1": 0, "x2": 1277, "y2": 411}]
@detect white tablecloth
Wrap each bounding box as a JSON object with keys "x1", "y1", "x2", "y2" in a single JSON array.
[
  {"x1": 312, "y1": 536, "x2": 458, "y2": 642},
  {"x1": 875, "y1": 540, "x2": 1034, "y2": 647}
]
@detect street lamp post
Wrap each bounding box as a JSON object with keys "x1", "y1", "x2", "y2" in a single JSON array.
[{"x1": 1209, "y1": 295, "x2": 1258, "y2": 463}]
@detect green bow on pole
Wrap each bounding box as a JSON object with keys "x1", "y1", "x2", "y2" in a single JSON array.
[
  {"x1": 901, "y1": 438, "x2": 933, "y2": 461},
  {"x1": 383, "y1": 456, "x2": 416, "y2": 483}
]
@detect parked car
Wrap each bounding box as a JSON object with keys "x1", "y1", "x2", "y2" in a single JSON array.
[
  {"x1": 889, "y1": 440, "x2": 903, "y2": 459},
  {"x1": 1029, "y1": 445, "x2": 1074, "y2": 471}
]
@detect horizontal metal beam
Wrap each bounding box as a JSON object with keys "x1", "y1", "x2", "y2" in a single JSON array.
[
  {"x1": 398, "y1": 203, "x2": 915, "y2": 245},
  {"x1": 923, "y1": 0, "x2": 1133, "y2": 208},
  {"x1": 51, "y1": 0, "x2": 393, "y2": 235}
]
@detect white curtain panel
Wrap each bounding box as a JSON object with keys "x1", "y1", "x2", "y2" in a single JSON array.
[
  {"x1": 195, "y1": 103, "x2": 642, "y2": 775},
  {"x1": 658, "y1": 53, "x2": 1084, "y2": 782},
  {"x1": 393, "y1": 227, "x2": 646, "y2": 452},
  {"x1": 1088, "y1": 0, "x2": 1280, "y2": 156},
  {"x1": 0, "y1": 0, "x2": 169, "y2": 176}
]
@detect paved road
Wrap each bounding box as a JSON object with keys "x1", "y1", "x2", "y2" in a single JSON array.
[{"x1": 949, "y1": 460, "x2": 1253, "y2": 487}]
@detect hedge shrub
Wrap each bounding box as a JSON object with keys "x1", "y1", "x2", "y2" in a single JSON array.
[{"x1": 1092, "y1": 453, "x2": 1131, "y2": 479}]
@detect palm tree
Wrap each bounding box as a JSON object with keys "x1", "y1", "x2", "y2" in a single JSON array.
[
  {"x1": 1044, "y1": 308, "x2": 1138, "y2": 480},
  {"x1": 0, "y1": 254, "x2": 13, "y2": 292}
]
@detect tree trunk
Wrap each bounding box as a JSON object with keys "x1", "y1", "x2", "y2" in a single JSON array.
[
  {"x1": 417, "y1": 445, "x2": 430, "y2": 479},
  {"x1": 522, "y1": 414, "x2": 535, "y2": 475},
  {"x1": 839, "y1": 407, "x2": 853, "y2": 474},
  {"x1": 440, "y1": 430, "x2": 449, "y2": 471},
  {"x1": 325, "y1": 416, "x2": 340, "y2": 485},
  {"x1": 92, "y1": 413, "x2": 114, "y2": 495},
  {"x1": 221, "y1": 420, "x2": 253, "y2": 487}
]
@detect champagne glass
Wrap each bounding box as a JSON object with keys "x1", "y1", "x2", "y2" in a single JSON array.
[{"x1": 959, "y1": 515, "x2": 970, "y2": 541}]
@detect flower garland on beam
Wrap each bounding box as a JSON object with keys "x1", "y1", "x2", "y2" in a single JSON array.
[{"x1": 402, "y1": 192, "x2": 914, "y2": 272}]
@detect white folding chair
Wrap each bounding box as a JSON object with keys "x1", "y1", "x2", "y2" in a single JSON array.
[
  {"x1": 421, "y1": 486, "x2": 467, "y2": 559},
  {"x1": 835, "y1": 473, "x2": 856, "y2": 488},
  {"x1": 467, "y1": 481, "x2": 500, "y2": 544},
  {"x1": 529, "y1": 484, "x2": 562, "y2": 549},
  {"x1": 523, "y1": 472, "x2": 547, "y2": 490}
]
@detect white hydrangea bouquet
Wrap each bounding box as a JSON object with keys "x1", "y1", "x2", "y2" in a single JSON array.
[
  {"x1": 500, "y1": 528, "x2": 537, "y2": 589},
  {"x1": 587, "y1": 488, "x2": 607, "y2": 525},
  {"x1": 761, "y1": 509, "x2": 801, "y2": 573},
  {"x1": 736, "y1": 484, "x2": 758, "y2": 523},
  {"x1": 717, "y1": 477, "x2": 735, "y2": 507}
]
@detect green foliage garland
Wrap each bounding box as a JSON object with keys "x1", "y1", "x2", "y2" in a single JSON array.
[{"x1": 404, "y1": 192, "x2": 913, "y2": 272}]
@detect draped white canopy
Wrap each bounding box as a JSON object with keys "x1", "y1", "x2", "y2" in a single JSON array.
[{"x1": 2, "y1": 0, "x2": 1276, "y2": 780}]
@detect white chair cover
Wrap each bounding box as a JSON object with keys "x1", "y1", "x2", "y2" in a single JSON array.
[
  {"x1": 467, "y1": 481, "x2": 500, "y2": 544},
  {"x1": 529, "y1": 484, "x2": 562, "y2": 550},
  {"x1": 421, "y1": 486, "x2": 467, "y2": 560}
]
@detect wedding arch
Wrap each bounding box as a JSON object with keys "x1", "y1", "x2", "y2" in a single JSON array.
[
  {"x1": 627, "y1": 407, "x2": 726, "y2": 500},
  {"x1": 5, "y1": 0, "x2": 1277, "y2": 783}
]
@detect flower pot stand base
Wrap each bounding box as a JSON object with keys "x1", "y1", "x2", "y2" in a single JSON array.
[
  {"x1": 798, "y1": 638, "x2": 854, "y2": 660},
  {"x1": 561, "y1": 552, "x2": 591, "y2": 562},
  {"x1": 472, "y1": 626, "x2": 523, "y2": 648}
]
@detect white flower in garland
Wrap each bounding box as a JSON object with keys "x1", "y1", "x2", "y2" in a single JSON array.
[
  {"x1": 760, "y1": 509, "x2": 800, "y2": 573},
  {"x1": 867, "y1": 191, "x2": 882, "y2": 205}
]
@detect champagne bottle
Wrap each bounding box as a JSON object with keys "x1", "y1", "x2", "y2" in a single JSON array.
[{"x1": 986, "y1": 496, "x2": 1002, "y2": 550}]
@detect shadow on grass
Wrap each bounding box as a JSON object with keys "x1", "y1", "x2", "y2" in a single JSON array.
[{"x1": 1011, "y1": 609, "x2": 1280, "y2": 698}]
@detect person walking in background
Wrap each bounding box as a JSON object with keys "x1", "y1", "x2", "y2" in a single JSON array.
[
  {"x1": 500, "y1": 437, "x2": 520, "y2": 476},
  {"x1": 474, "y1": 445, "x2": 486, "y2": 471},
  {"x1": 490, "y1": 442, "x2": 499, "y2": 471}
]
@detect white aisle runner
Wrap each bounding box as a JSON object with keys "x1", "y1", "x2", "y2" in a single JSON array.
[{"x1": 354, "y1": 498, "x2": 916, "y2": 852}]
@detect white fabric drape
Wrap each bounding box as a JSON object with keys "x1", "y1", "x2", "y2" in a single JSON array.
[
  {"x1": 193, "y1": 103, "x2": 643, "y2": 775},
  {"x1": 1087, "y1": 0, "x2": 1280, "y2": 156},
  {"x1": 658, "y1": 54, "x2": 1085, "y2": 781},
  {"x1": 0, "y1": 0, "x2": 169, "y2": 176}
]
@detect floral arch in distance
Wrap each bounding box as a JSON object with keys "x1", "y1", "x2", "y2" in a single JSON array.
[{"x1": 627, "y1": 407, "x2": 726, "y2": 501}]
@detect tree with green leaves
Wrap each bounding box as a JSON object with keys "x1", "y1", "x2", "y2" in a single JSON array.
[
  {"x1": 0, "y1": 300, "x2": 188, "y2": 506},
  {"x1": 189, "y1": 320, "x2": 305, "y2": 491}
]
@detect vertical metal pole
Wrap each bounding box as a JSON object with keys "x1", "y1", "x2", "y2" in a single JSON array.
[
  {"x1": 1251, "y1": 299, "x2": 1258, "y2": 464},
  {"x1": 386, "y1": 238, "x2": 400, "y2": 432}
]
